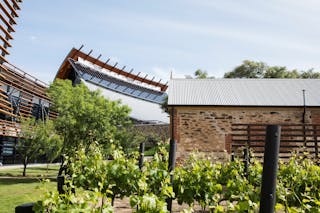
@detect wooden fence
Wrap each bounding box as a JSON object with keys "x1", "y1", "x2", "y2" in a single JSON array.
[{"x1": 231, "y1": 124, "x2": 320, "y2": 160}]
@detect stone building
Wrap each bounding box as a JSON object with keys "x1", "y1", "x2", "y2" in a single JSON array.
[{"x1": 167, "y1": 79, "x2": 320, "y2": 159}]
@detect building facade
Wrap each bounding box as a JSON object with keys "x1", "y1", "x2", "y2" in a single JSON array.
[
  {"x1": 55, "y1": 47, "x2": 169, "y2": 124},
  {"x1": 168, "y1": 79, "x2": 320, "y2": 160},
  {"x1": 0, "y1": 1, "x2": 58, "y2": 164}
]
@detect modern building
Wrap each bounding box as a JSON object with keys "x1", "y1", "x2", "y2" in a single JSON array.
[
  {"x1": 0, "y1": 0, "x2": 58, "y2": 163},
  {"x1": 168, "y1": 78, "x2": 320, "y2": 160},
  {"x1": 55, "y1": 47, "x2": 169, "y2": 124}
]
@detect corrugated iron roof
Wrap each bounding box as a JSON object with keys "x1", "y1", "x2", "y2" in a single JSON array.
[{"x1": 168, "y1": 79, "x2": 320, "y2": 106}]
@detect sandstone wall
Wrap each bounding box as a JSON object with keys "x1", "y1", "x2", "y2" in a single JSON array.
[
  {"x1": 173, "y1": 106, "x2": 320, "y2": 160},
  {"x1": 133, "y1": 124, "x2": 169, "y2": 142}
]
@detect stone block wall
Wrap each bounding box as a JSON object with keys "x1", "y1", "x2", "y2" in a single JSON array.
[
  {"x1": 133, "y1": 124, "x2": 169, "y2": 142},
  {"x1": 173, "y1": 106, "x2": 320, "y2": 160}
]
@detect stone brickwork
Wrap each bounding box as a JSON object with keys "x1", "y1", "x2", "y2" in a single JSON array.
[
  {"x1": 133, "y1": 124, "x2": 169, "y2": 142},
  {"x1": 173, "y1": 106, "x2": 320, "y2": 160}
]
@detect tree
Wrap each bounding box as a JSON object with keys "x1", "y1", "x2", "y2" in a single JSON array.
[
  {"x1": 160, "y1": 95, "x2": 169, "y2": 113},
  {"x1": 300, "y1": 69, "x2": 320, "y2": 78},
  {"x1": 17, "y1": 118, "x2": 61, "y2": 176},
  {"x1": 41, "y1": 120, "x2": 63, "y2": 172},
  {"x1": 186, "y1": 69, "x2": 215, "y2": 79},
  {"x1": 224, "y1": 60, "x2": 320, "y2": 79},
  {"x1": 47, "y1": 79, "x2": 131, "y2": 173},
  {"x1": 224, "y1": 60, "x2": 267, "y2": 78},
  {"x1": 264, "y1": 66, "x2": 300, "y2": 78},
  {"x1": 194, "y1": 69, "x2": 209, "y2": 79}
]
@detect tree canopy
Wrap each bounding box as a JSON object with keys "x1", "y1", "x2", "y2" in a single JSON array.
[
  {"x1": 18, "y1": 118, "x2": 62, "y2": 176},
  {"x1": 185, "y1": 69, "x2": 215, "y2": 79},
  {"x1": 224, "y1": 60, "x2": 320, "y2": 79},
  {"x1": 47, "y1": 79, "x2": 131, "y2": 157}
]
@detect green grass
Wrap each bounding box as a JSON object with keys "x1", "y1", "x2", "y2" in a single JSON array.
[
  {"x1": 0, "y1": 165, "x2": 60, "y2": 178},
  {"x1": 144, "y1": 146, "x2": 159, "y2": 156},
  {"x1": 0, "y1": 178, "x2": 56, "y2": 213},
  {"x1": 144, "y1": 143, "x2": 170, "y2": 156},
  {"x1": 0, "y1": 165, "x2": 59, "y2": 212}
]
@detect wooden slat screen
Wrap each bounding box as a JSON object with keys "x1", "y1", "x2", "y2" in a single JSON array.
[{"x1": 231, "y1": 124, "x2": 320, "y2": 160}]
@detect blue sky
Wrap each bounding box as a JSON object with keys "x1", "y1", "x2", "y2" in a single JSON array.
[{"x1": 6, "y1": 0, "x2": 320, "y2": 84}]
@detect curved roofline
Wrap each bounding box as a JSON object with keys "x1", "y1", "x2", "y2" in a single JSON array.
[{"x1": 55, "y1": 47, "x2": 168, "y2": 91}]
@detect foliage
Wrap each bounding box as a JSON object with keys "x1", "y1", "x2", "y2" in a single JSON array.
[
  {"x1": 174, "y1": 153, "x2": 319, "y2": 212},
  {"x1": 174, "y1": 154, "x2": 222, "y2": 210},
  {"x1": 224, "y1": 60, "x2": 320, "y2": 79},
  {"x1": 33, "y1": 179, "x2": 113, "y2": 213},
  {"x1": 47, "y1": 79, "x2": 131, "y2": 157},
  {"x1": 194, "y1": 69, "x2": 215, "y2": 79},
  {"x1": 116, "y1": 130, "x2": 166, "y2": 155},
  {"x1": 224, "y1": 60, "x2": 267, "y2": 78},
  {"x1": 17, "y1": 118, "x2": 61, "y2": 176},
  {"x1": 34, "y1": 143, "x2": 320, "y2": 212},
  {"x1": 264, "y1": 66, "x2": 300, "y2": 78},
  {"x1": 68, "y1": 144, "x2": 141, "y2": 203},
  {"x1": 40, "y1": 120, "x2": 63, "y2": 165},
  {"x1": 115, "y1": 128, "x2": 146, "y2": 154},
  {"x1": 142, "y1": 146, "x2": 173, "y2": 198},
  {"x1": 36, "y1": 144, "x2": 174, "y2": 212},
  {"x1": 160, "y1": 95, "x2": 169, "y2": 113},
  {"x1": 185, "y1": 69, "x2": 215, "y2": 79},
  {"x1": 129, "y1": 145, "x2": 173, "y2": 212},
  {"x1": 130, "y1": 194, "x2": 169, "y2": 213},
  {"x1": 17, "y1": 118, "x2": 43, "y2": 176},
  {"x1": 277, "y1": 155, "x2": 320, "y2": 212}
]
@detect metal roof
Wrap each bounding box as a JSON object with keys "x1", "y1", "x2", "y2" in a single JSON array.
[{"x1": 168, "y1": 79, "x2": 320, "y2": 107}]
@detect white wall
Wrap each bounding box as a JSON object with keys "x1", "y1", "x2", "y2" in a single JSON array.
[{"x1": 83, "y1": 81, "x2": 169, "y2": 123}]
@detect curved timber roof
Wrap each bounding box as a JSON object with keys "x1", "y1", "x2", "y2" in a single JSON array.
[{"x1": 55, "y1": 47, "x2": 169, "y2": 123}]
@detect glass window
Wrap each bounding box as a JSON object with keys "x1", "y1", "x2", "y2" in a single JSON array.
[
  {"x1": 124, "y1": 87, "x2": 133, "y2": 94},
  {"x1": 91, "y1": 77, "x2": 100, "y2": 83},
  {"x1": 131, "y1": 90, "x2": 141, "y2": 97},
  {"x1": 82, "y1": 73, "x2": 91, "y2": 80}
]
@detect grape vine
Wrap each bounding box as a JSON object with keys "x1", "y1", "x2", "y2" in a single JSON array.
[{"x1": 34, "y1": 145, "x2": 320, "y2": 212}]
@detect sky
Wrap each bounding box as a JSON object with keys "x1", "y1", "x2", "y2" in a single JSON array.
[{"x1": 6, "y1": 0, "x2": 320, "y2": 84}]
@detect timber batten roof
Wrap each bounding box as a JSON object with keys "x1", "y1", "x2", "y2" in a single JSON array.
[
  {"x1": 168, "y1": 79, "x2": 320, "y2": 107},
  {"x1": 55, "y1": 47, "x2": 169, "y2": 123},
  {"x1": 55, "y1": 47, "x2": 168, "y2": 91},
  {"x1": 69, "y1": 59, "x2": 167, "y2": 104}
]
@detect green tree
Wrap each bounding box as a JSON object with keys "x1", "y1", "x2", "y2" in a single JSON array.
[
  {"x1": 186, "y1": 69, "x2": 215, "y2": 79},
  {"x1": 47, "y1": 79, "x2": 131, "y2": 173},
  {"x1": 301, "y1": 69, "x2": 320, "y2": 78},
  {"x1": 18, "y1": 118, "x2": 59, "y2": 176},
  {"x1": 160, "y1": 95, "x2": 169, "y2": 113},
  {"x1": 224, "y1": 60, "x2": 320, "y2": 79},
  {"x1": 224, "y1": 60, "x2": 267, "y2": 78},
  {"x1": 194, "y1": 69, "x2": 209, "y2": 79},
  {"x1": 264, "y1": 66, "x2": 300, "y2": 78},
  {"x1": 41, "y1": 120, "x2": 63, "y2": 172}
]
